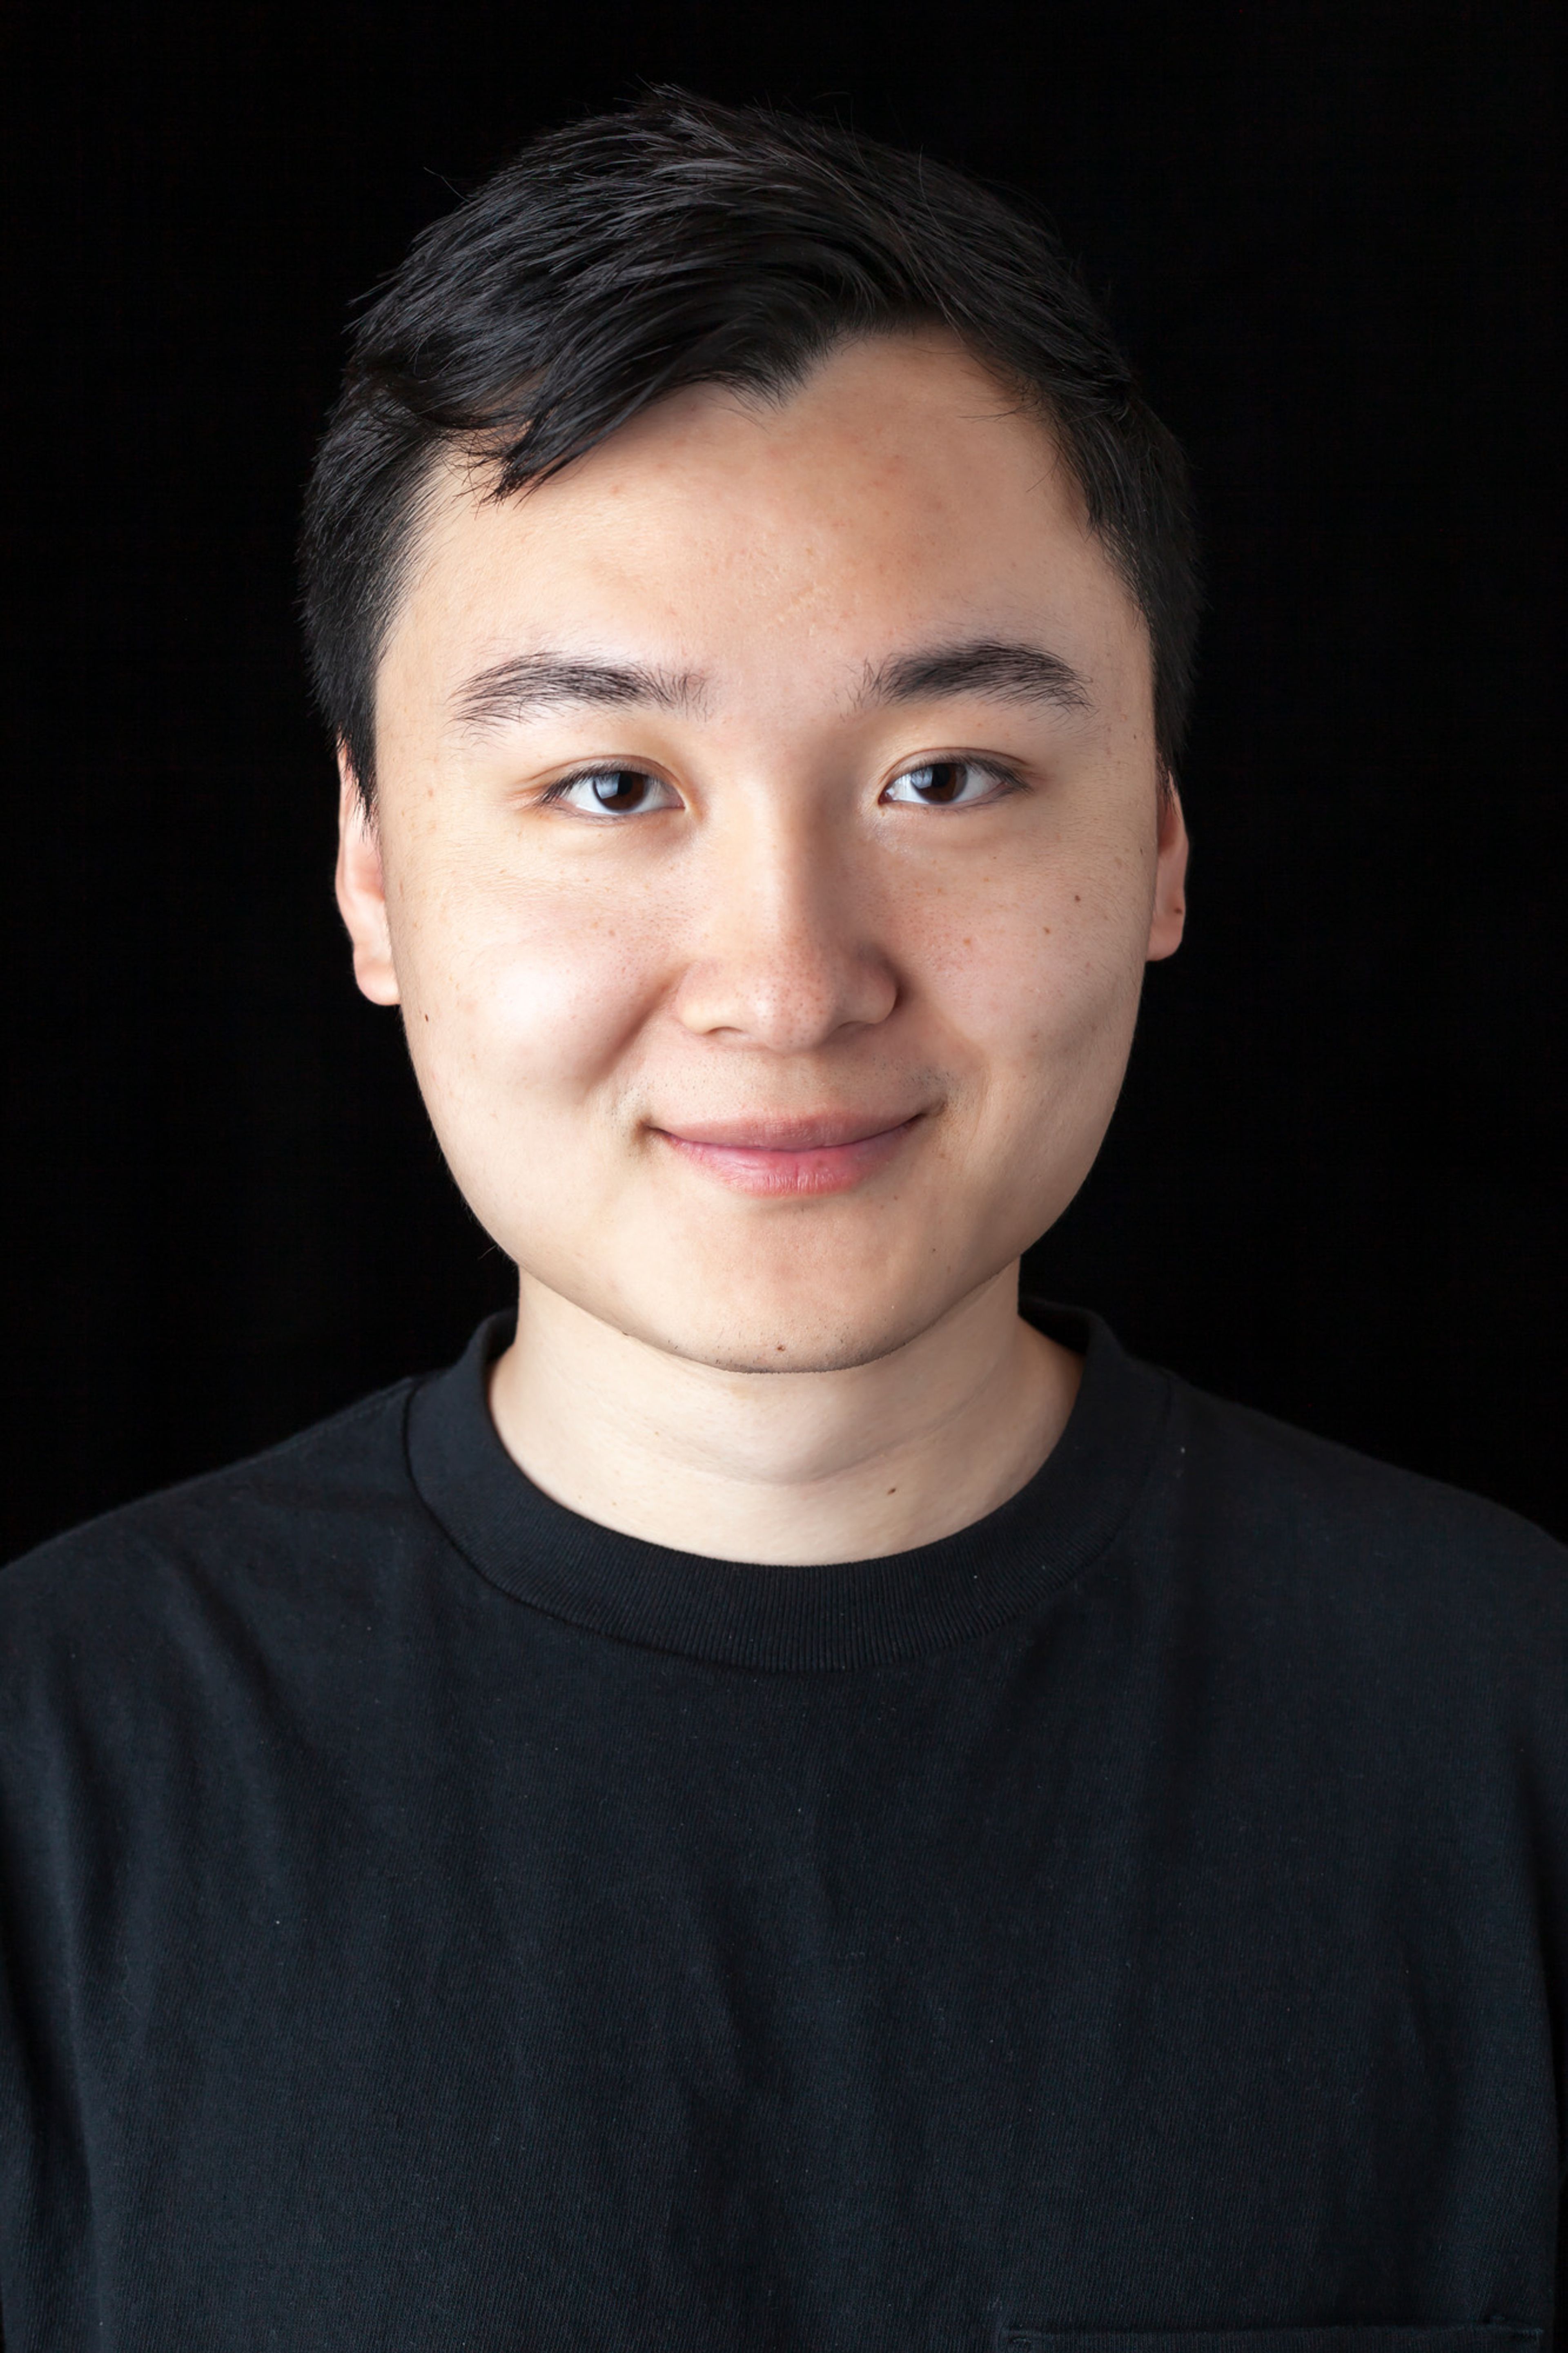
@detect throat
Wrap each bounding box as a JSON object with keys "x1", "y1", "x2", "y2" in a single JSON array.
[{"x1": 485, "y1": 1270, "x2": 1080, "y2": 1565}]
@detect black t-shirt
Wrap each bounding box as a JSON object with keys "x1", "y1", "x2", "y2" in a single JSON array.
[{"x1": 2, "y1": 1305, "x2": 1565, "y2": 2349}]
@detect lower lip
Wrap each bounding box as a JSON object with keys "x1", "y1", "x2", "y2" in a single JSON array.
[{"x1": 653, "y1": 1117, "x2": 922, "y2": 1197}]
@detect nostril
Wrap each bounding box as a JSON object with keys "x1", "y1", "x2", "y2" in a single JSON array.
[{"x1": 669, "y1": 942, "x2": 899, "y2": 1048}]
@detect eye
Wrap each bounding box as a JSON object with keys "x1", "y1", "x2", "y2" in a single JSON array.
[
  {"x1": 880, "y1": 758, "x2": 1018, "y2": 809},
  {"x1": 544, "y1": 766, "x2": 680, "y2": 817}
]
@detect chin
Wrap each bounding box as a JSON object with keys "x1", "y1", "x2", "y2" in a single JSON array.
[{"x1": 617, "y1": 1250, "x2": 980, "y2": 1377}]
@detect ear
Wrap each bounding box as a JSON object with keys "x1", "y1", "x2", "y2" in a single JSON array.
[
  {"x1": 334, "y1": 749, "x2": 401, "y2": 1006},
  {"x1": 1146, "y1": 774, "x2": 1189, "y2": 963}
]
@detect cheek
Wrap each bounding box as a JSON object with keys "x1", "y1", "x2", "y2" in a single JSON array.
[
  {"x1": 396, "y1": 876, "x2": 667, "y2": 1117},
  {"x1": 919, "y1": 866, "x2": 1149, "y2": 1087}
]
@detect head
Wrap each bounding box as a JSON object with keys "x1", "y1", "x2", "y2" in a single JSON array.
[{"x1": 305, "y1": 92, "x2": 1196, "y2": 1374}]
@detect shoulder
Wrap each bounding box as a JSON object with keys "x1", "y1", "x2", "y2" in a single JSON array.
[
  {"x1": 1158, "y1": 1367, "x2": 1568, "y2": 1648},
  {"x1": 0, "y1": 1376, "x2": 424, "y2": 1661}
]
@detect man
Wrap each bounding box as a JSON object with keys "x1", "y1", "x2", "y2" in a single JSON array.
[{"x1": 1, "y1": 89, "x2": 1562, "y2": 2346}]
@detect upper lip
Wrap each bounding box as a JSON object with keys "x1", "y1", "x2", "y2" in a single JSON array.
[{"x1": 652, "y1": 1111, "x2": 924, "y2": 1151}]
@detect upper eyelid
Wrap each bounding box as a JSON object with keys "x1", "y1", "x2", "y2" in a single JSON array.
[
  {"x1": 540, "y1": 762, "x2": 676, "y2": 798},
  {"x1": 544, "y1": 761, "x2": 661, "y2": 784},
  {"x1": 883, "y1": 754, "x2": 1026, "y2": 792},
  {"x1": 537, "y1": 752, "x2": 1027, "y2": 800},
  {"x1": 888, "y1": 749, "x2": 1025, "y2": 776}
]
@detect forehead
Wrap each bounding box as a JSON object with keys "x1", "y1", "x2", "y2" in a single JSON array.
[{"x1": 383, "y1": 332, "x2": 1146, "y2": 703}]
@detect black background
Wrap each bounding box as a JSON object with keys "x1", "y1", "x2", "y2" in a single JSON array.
[{"x1": 3, "y1": 0, "x2": 1563, "y2": 1558}]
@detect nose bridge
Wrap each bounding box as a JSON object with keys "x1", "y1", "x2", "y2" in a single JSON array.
[{"x1": 673, "y1": 785, "x2": 895, "y2": 1049}]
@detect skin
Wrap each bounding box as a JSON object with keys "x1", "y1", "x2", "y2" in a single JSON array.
[{"x1": 337, "y1": 330, "x2": 1187, "y2": 1564}]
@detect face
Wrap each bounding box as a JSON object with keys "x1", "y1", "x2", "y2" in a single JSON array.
[{"x1": 339, "y1": 331, "x2": 1187, "y2": 1374}]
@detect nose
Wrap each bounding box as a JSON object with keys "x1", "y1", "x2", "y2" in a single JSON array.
[{"x1": 669, "y1": 806, "x2": 899, "y2": 1052}]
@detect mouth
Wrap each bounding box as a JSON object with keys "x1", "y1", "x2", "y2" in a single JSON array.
[{"x1": 649, "y1": 1111, "x2": 927, "y2": 1197}]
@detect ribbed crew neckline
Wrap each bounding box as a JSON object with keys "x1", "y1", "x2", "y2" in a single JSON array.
[{"x1": 405, "y1": 1301, "x2": 1170, "y2": 1672}]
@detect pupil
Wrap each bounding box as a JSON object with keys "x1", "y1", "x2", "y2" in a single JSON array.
[
  {"x1": 917, "y1": 763, "x2": 964, "y2": 803},
  {"x1": 592, "y1": 770, "x2": 644, "y2": 810}
]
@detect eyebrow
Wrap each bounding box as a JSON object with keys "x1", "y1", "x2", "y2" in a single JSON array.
[
  {"x1": 450, "y1": 652, "x2": 706, "y2": 729},
  {"x1": 450, "y1": 635, "x2": 1091, "y2": 733},
  {"x1": 858, "y1": 637, "x2": 1093, "y2": 714}
]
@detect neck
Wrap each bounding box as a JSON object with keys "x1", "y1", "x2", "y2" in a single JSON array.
[{"x1": 486, "y1": 1267, "x2": 1082, "y2": 1566}]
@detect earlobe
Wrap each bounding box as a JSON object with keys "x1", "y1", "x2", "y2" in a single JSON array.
[
  {"x1": 1146, "y1": 774, "x2": 1189, "y2": 963},
  {"x1": 333, "y1": 751, "x2": 401, "y2": 1006}
]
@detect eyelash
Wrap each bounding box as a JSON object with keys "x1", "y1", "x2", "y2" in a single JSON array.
[
  {"x1": 539, "y1": 767, "x2": 674, "y2": 815},
  {"x1": 540, "y1": 757, "x2": 1027, "y2": 815},
  {"x1": 883, "y1": 757, "x2": 1025, "y2": 808}
]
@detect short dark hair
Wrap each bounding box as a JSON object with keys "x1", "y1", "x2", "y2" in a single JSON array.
[{"x1": 301, "y1": 89, "x2": 1199, "y2": 798}]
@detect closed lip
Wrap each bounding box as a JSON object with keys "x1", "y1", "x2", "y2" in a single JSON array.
[{"x1": 650, "y1": 1111, "x2": 924, "y2": 1151}]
